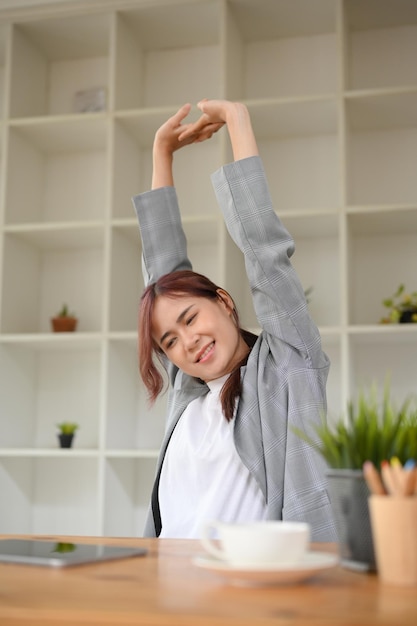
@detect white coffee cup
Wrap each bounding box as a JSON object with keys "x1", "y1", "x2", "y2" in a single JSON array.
[{"x1": 200, "y1": 520, "x2": 310, "y2": 566}]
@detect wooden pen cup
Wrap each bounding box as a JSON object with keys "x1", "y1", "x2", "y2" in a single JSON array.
[{"x1": 369, "y1": 495, "x2": 417, "y2": 586}]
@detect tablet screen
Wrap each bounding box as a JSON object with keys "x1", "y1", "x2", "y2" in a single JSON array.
[{"x1": 0, "y1": 539, "x2": 147, "y2": 567}]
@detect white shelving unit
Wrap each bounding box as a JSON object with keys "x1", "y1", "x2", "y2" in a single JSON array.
[{"x1": 0, "y1": 0, "x2": 416, "y2": 536}]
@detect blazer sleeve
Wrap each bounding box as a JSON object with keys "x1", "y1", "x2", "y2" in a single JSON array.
[
  {"x1": 132, "y1": 186, "x2": 192, "y2": 285},
  {"x1": 211, "y1": 155, "x2": 326, "y2": 369}
]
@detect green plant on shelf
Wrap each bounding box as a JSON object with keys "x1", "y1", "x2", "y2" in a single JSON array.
[
  {"x1": 57, "y1": 422, "x2": 79, "y2": 435},
  {"x1": 55, "y1": 303, "x2": 76, "y2": 318},
  {"x1": 380, "y1": 283, "x2": 417, "y2": 324}
]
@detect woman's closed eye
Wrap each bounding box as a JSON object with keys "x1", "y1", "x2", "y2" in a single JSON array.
[
  {"x1": 163, "y1": 314, "x2": 196, "y2": 349},
  {"x1": 186, "y1": 313, "x2": 197, "y2": 326},
  {"x1": 165, "y1": 336, "x2": 177, "y2": 350}
]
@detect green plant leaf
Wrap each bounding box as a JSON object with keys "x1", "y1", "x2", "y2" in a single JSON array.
[
  {"x1": 292, "y1": 380, "x2": 417, "y2": 469},
  {"x1": 57, "y1": 422, "x2": 79, "y2": 435}
]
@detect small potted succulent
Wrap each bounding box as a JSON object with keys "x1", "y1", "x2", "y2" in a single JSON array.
[
  {"x1": 380, "y1": 283, "x2": 417, "y2": 324},
  {"x1": 51, "y1": 304, "x2": 78, "y2": 332},
  {"x1": 57, "y1": 422, "x2": 79, "y2": 448},
  {"x1": 293, "y1": 382, "x2": 417, "y2": 571}
]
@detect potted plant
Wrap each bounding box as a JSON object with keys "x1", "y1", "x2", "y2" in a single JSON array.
[
  {"x1": 380, "y1": 283, "x2": 417, "y2": 324},
  {"x1": 293, "y1": 382, "x2": 417, "y2": 571},
  {"x1": 57, "y1": 422, "x2": 79, "y2": 448},
  {"x1": 51, "y1": 304, "x2": 78, "y2": 332}
]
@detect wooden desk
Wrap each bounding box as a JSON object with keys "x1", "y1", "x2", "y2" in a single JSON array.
[{"x1": 0, "y1": 535, "x2": 416, "y2": 625}]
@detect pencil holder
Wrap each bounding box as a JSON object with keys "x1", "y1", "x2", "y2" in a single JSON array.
[{"x1": 369, "y1": 495, "x2": 417, "y2": 586}]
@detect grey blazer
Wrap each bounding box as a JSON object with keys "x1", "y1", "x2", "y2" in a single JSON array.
[{"x1": 133, "y1": 156, "x2": 337, "y2": 541}]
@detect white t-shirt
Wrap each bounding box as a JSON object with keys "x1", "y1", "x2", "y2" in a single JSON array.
[{"x1": 159, "y1": 375, "x2": 267, "y2": 538}]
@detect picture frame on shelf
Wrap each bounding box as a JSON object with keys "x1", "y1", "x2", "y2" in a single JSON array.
[{"x1": 74, "y1": 87, "x2": 107, "y2": 113}]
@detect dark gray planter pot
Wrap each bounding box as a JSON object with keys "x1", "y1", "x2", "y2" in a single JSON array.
[
  {"x1": 326, "y1": 469, "x2": 376, "y2": 571},
  {"x1": 58, "y1": 433, "x2": 74, "y2": 448}
]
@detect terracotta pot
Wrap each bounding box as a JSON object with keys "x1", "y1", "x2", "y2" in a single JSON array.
[{"x1": 51, "y1": 317, "x2": 78, "y2": 332}]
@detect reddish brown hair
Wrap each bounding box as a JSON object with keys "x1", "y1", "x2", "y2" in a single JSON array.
[{"x1": 138, "y1": 270, "x2": 255, "y2": 421}]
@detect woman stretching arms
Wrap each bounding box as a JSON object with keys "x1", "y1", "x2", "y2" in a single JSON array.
[{"x1": 132, "y1": 99, "x2": 336, "y2": 541}]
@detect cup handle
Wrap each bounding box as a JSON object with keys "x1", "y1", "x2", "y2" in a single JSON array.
[{"x1": 200, "y1": 522, "x2": 226, "y2": 561}]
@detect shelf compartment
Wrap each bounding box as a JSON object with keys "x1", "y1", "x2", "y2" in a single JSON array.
[
  {"x1": 1, "y1": 229, "x2": 105, "y2": 333},
  {"x1": 9, "y1": 13, "x2": 111, "y2": 118},
  {"x1": 114, "y1": 2, "x2": 221, "y2": 110},
  {"x1": 5, "y1": 117, "x2": 109, "y2": 225},
  {"x1": 247, "y1": 99, "x2": 340, "y2": 212},
  {"x1": 112, "y1": 114, "x2": 155, "y2": 220},
  {"x1": 0, "y1": 341, "x2": 102, "y2": 449},
  {"x1": 345, "y1": 0, "x2": 417, "y2": 91},
  {"x1": 0, "y1": 24, "x2": 7, "y2": 119},
  {"x1": 348, "y1": 329, "x2": 417, "y2": 407},
  {"x1": 109, "y1": 224, "x2": 143, "y2": 333},
  {"x1": 0, "y1": 456, "x2": 99, "y2": 534},
  {"x1": 0, "y1": 24, "x2": 6, "y2": 196},
  {"x1": 346, "y1": 89, "x2": 417, "y2": 130},
  {"x1": 103, "y1": 457, "x2": 157, "y2": 537},
  {"x1": 346, "y1": 214, "x2": 417, "y2": 325},
  {"x1": 226, "y1": 0, "x2": 337, "y2": 100},
  {"x1": 105, "y1": 339, "x2": 166, "y2": 451},
  {"x1": 346, "y1": 91, "x2": 417, "y2": 206},
  {"x1": 288, "y1": 213, "x2": 341, "y2": 328}
]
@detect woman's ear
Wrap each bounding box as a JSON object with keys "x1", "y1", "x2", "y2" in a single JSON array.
[{"x1": 216, "y1": 289, "x2": 235, "y2": 313}]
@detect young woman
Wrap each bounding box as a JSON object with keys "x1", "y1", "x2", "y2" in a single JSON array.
[{"x1": 132, "y1": 99, "x2": 337, "y2": 541}]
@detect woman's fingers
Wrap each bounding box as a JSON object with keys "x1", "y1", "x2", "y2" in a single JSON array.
[
  {"x1": 172, "y1": 102, "x2": 192, "y2": 124},
  {"x1": 156, "y1": 101, "x2": 225, "y2": 145},
  {"x1": 178, "y1": 118, "x2": 224, "y2": 142}
]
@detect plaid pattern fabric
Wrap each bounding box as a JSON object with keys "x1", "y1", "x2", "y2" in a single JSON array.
[{"x1": 133, "y1": 156, "x2": 337, "y2": 541}]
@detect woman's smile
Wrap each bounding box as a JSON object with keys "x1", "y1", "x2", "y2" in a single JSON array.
[{"x1": 196, "y1": 341, "x2": 215, "y2": 363}]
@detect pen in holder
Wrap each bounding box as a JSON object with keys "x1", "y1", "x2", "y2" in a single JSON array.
[{"x1": 364, "y1": 459, "x2": 417, "y2": 586}]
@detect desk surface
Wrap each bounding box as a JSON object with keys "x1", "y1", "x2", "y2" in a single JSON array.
[{"x1": 0, "y1": 535, "x2": 416, "y2": 626}]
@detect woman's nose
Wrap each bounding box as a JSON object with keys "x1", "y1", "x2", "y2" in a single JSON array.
[{"x1": 184, "y1": 331, "x2": 200, "y2": 350}]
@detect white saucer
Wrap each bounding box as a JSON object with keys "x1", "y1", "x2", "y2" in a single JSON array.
[{"x1": 193, "y1": 551, "x2": 339, "y2": 586}]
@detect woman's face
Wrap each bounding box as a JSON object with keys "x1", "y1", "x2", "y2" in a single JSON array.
[{"x1": 151, "y1": 290, "x2": 249, "y2": 382}]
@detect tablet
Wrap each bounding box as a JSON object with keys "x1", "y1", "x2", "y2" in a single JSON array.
[{"x1": 0, "y1": 538, "x2": 147, "y2": 568}]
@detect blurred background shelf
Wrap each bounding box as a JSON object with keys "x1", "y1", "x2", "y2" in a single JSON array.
[{"x1": 0, "y1": 0, "x2": 416, "y2": 536}]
